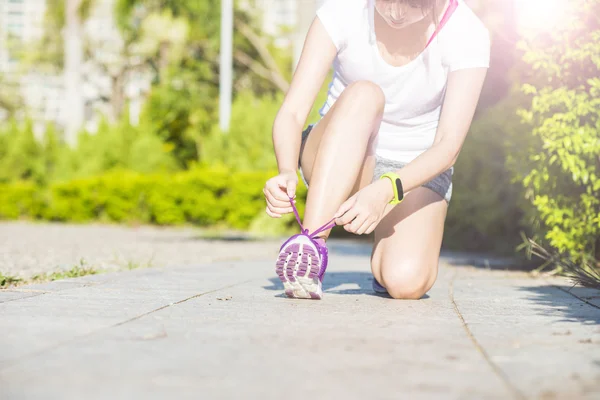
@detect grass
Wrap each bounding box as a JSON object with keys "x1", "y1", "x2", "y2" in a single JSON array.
[
  {"x1": 0, "y1": 257, "x2": 155, "y2": 290},
  {"x1": 524, "y1": 238, "x2": 600, "y2": 289},
  {"x1": 122, "y1": 256, "x2": 155, "y2": 271},
  {"x1": 0, "y1": 272, "x2": 23, "y2": 288},
  {"x1": 1, "y1": 259, "x2": 98, "y2": 290}
]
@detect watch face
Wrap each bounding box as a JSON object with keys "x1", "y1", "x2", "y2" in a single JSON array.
[{"x1": 394, "y1": 178, "x2": 404, "y2": 200}]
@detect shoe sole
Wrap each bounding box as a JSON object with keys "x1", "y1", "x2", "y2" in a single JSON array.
[{"x1": 275, "y1": 235, "x2": 323, "y2": 299}]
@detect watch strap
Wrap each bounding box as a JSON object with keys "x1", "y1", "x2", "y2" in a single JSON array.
[{"x1": 380, "y1": 172, "x2": 404, "y2": 205}]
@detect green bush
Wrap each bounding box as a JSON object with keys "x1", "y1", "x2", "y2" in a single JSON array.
[
  {"x1": 516, "y1": 0, "x2": 600, "y2": 262},
  {"x1": 202, "y1": 91, "x2": 281, "y2": 171},
  {"x1": 201, "y1": 80, "x2": 329, "y2": 171},
  {"x1": 0, "y1": 168, "x2": 308, "y2": 231},
  {"x1": 0, "y1": 181, "x2": 43, "y2": 219},
  {"x1": 0, "y1": 119, "x2": 46, "y2": 183},
  {"x1": 0, "y1": 113, "x2": 178, "y2": 184},
  {"x1": 60, "y1": 114, "x2": 178, "y2": 181},
  {"x1": 445, "y1": 99, "x2": 529, "y2": 253}
]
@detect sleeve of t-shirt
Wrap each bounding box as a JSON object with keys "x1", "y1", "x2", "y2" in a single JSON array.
[
  {"x1": 447, "y1": 23, "x2": 491, "y2": 71},
  {"x1": 316, "y1": 0, "x2": 349, "y2": 51}
]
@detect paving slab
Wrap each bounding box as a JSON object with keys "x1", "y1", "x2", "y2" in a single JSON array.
[
  {"x1": 0, "y1": 248, "x2": 599, "y2": 400},
  {"x1": 452, "y1": 270, "x2": 600, "y2": 399}
]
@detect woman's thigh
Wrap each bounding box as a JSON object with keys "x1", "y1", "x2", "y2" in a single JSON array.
[
  {"x1": 299, "y1": 83, "x2": 382, "y2": 193},
  {"x1": 371, "y1": 186, "x2": 448, "y2": 299}
]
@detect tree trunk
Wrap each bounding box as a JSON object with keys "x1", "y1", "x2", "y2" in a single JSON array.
[
  {"x1": 110, "y1": 71, "x2": 126, "y2": 122},
  {"x1": 64, "y1": 0, "x2": 85, "y2": 145}
]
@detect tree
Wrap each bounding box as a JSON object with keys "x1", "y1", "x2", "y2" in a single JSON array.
[
  {"x1": 113, "y1": 0, "x2": 293, "y2": 166},
  {"x1": 0, "y1": 74, "x2": 22, "y2": 118}
]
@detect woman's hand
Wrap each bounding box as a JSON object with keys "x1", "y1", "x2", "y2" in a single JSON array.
[
  {"x1": 334, "y1": 180, "x2": 393, "y2": 235},
  {"x1": 263, "y1": 171, "x2": 298, "y2": 218}
]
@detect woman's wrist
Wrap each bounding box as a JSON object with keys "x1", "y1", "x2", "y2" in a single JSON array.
[
  {"x1": 374, "y1": 179, "x2": 395, "y2": 203},
  {"x1": 278, "y1": 167, "x2": 297, "y2": 176}
]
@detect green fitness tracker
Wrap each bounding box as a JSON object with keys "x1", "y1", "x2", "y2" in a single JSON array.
[{"x1": 380, "y1": 172, "x2": 404, "y2": 205}]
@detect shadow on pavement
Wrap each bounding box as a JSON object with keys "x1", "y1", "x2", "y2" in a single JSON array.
[
  {"x1": 517, "y1": 285, "x2": 600, "y2": 326},
  {"x1": 442, "y1": 250, "x2": 538, "y2": 272},
  {"x1": 263, "y1": 272, "x2": 373, "y2": 295},
  {"x1": 262, "y1": 272, "x2": 430, "y2": 299}
]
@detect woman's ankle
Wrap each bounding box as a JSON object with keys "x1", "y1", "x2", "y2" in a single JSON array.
[{"x1": 313, "y1": 235, "x2": 328, "y2": 243}]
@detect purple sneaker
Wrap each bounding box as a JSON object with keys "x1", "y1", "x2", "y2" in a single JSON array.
[
  {"x1": 372, "y1": 278, "x2": 389, "y2": 295},
  {"x1": 275, "y1": 198, "x2": 335, "y2": 300}
]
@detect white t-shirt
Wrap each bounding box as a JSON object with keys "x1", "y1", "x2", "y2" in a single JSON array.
[{"x1": 316, "y1": 0, "x2": 490, "y2": 163}]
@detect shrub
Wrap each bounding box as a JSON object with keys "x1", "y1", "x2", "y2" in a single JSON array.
[
  {"x1": 201, "y1": 80, "x2": 329, "y2": 171},
  {"x1": 60, "y1": 114, "x2": 178, "y2": 181},
  {"x1": 445, "y1": 99, "x2": 529, "y2": 254},
  {"x1": 0, "y1": 113, "x2": 178, "y2": 184},
  {"x1": 516, "y1": 0, "x2": 600, "y2": 262},
  {"x1": 201, "y1": 91, "x2": 281, "y2": 171},
  {"x1": 0, "y1": 181, "x2": 43, "y2": 219},
  {"x1": 0, "y1": 168, "x2": 307, "y2": 232},
  {"x1": 0, "y1": 119, "x2": 46, "y2": 184}
]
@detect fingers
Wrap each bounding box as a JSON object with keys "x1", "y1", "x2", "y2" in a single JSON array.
[
  {"x1": 364, "y1": 220, "x2": 379, "y2": 235},
  {"x1": 334, "y1": 196, "x2": 357, "y2": 224},
  {"x1": 285, "y1": 179, "x2": 297, "y2": 198},
  {"x1": 266, "y1": 180, "x2": 290, "y2": 203},
  {"x1": 264, "y1": 190, "x2": 294, "y2": 217},
  {"x1": 263, "y1": 187, "x2": 293, "y2": 208},
  {"x1": 267, "y1": 204, "x2": 294, "y2": 215},
  {"x1": 344, "y1": 213, "x2": 368, "y2": 234},
  {"x1": 265, "y1": 206, "x2": 281, "y2": 218},
  {"x1": 355, "y1": 216, "x2": 378, "y2": 235},
  {"x1": 264, "y1": 175, "x2": 297, "y2": 218}
]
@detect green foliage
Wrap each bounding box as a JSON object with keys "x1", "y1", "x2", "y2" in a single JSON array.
[
  {"x1": 0, "y1": 181, "x2": 43, "y2": 219},
  {"x1": 0, "y1": 272, "x2": 22, "y2": 288},
  {"x1": 0, "y1": 73, "x2": 23, "y2": 116},
  {"x1": 113, "y1": 0, "x2": 292, "y2": 166},
  {"x1": 142, "y1": 64, "x2": 215, "y2": 167},
  {"x1": 202, "y1": 91, "x2": 281, "y2": 170},
  {"x1": 33, "y1": 260, "x2": 98, "y2": 283},
  {"x1": 0, "y1": 168, "x2": 307, "y2": 232},
  {"x1": 517, "y1": 0, "x2": 600, "y2": 261},
  {"x1": 0, "y1": 114, "x2": 177, "y2": 184},
  {"x1": 445, "y1": 99, "x2": 529, "y2": 253},
  {"x1": 0, "y1": 119, "x2": 46, "y2": 183},
  {"x1": 201, "y1": 78, "x2": 330, "y2": 171},
  {"x1": 63, "y1": 114, "x2": 178, "y2": 180}
]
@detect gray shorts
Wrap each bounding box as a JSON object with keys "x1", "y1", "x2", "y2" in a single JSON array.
[{"x1": 299, "y1": 124, "x2": 453, "y2": 203}]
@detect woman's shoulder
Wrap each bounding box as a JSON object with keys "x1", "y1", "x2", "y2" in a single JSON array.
[
  {"x1": 443, "y1": 1, "x2": 489, "y2": 40},
  {"x1": 317, "y1": 0, "x2": 368, "y2": 19},
  {"x1": 437, "y1": 1, "x2": 491, "y2": 71},
  {"x1": 316, "y1": 0, "x2": 369, "y2": 50}
]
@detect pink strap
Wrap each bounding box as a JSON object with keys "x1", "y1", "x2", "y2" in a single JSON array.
[
  {"x1": 290, "y1": 197, "x2": 336, "y2": 239},
  {"x1": 425, "y1": 0, "x2": 459, "y2": 48}
]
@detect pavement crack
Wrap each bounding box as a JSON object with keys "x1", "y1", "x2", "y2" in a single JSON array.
[
  {"x1": 0, "y1": 278, "x2": 254, "y2": 372},
  {"x1": 449, "y1": 271, "x2": 526, "y2": 400},
  {"x1": 112, "y1": 279, "x2": 254, "y2": 327}
]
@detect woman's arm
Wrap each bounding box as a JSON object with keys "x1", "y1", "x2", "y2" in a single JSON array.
[
  {"x1": 272, "y1": 17, "x2": 337, "y2": 175},
  {"x1": 333, "y1": 68, "x2": 488, "y2": 234},
  {"x1": 390, "y1": 67, "x2": 488, "y2": 195}
]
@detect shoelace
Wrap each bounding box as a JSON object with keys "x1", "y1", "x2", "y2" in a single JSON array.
[{"x1": 289, "y1": 197, "x2": 336, "y2": 239}]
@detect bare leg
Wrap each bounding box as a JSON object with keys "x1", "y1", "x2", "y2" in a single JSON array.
[
  {"x1": 300, "y1": 81, "x2": 385, "y2": 237},
  {"x1": 371, "y1": 187, "x2": 448, "y2": 299}
]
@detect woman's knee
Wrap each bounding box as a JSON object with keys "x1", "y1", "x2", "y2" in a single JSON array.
[
  {"x1": 339, "y1": 80, "x2": 385, "y2": 115},
  {"x1": 379, "y1": 260, "x2": 436, "y2": 300}
]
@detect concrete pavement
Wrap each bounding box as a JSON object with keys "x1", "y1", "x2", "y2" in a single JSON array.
[{"x1": 1, "y1": 241, "x2": 599, "y2": 399}]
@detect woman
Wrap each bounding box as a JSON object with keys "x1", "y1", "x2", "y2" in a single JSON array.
[{"x1": 264, "y1": 0, "x2": 490, "y2": 299}]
